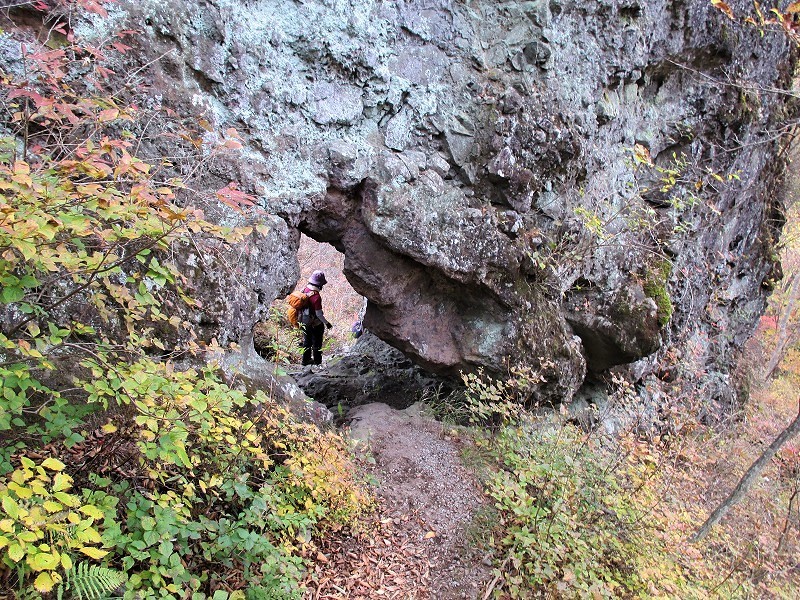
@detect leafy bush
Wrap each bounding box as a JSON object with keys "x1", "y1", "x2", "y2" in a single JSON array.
[
  {"x1": 0, "y1": 457, "x2": 114, "y2": 594},
  {"x1": 483, "y1": 424, "x2": 648, "y2": 597},
  {"x1": 459, "y1": 365, "x2": 546, "y2": 426},
  {"x1": 253, "y1": 307, "x2": 304, "y2": 364},
  {"x1": 462, "y1": 371, "x2": 706, "y2": 598}
]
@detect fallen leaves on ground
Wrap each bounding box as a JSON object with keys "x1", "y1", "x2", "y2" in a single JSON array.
[{"x1": 303, "y1": 500, "x2": 433, "y2": 599}]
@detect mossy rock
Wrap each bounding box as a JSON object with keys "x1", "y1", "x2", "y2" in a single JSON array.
[{"x1": 643, "y1": 260, "x2": 674, "y2": 327}]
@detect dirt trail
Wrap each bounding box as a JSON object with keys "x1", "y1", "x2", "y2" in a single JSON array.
[{"x1": 304, "y1": 403, "x2": 494, "y2": 599}]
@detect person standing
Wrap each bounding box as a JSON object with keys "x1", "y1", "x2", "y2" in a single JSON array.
[{"x1": 301, "y1": 270, "x2": 333, "y2": 366}]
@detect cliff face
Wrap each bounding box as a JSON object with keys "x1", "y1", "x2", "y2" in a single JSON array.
[{"x1": 59, "y1": 0, "x2": 797, "y2": 405}]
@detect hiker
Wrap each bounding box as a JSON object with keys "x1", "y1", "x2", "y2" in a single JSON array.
[{"x1": 301, "y1": 270, "x2": 333, "y2": 366}]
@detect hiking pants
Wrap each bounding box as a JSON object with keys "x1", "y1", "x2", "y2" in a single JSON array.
[{"x1": 301, "y1": 323, "x2": 325, "y2": 365}]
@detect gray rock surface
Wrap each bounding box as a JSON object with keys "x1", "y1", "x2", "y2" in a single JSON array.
[
  {"x1": 292, "y1": 332, "x2": 449, "y2": 411},
  {"x1": 32, "y1": 0, "x2": 798, "y2": 408}
]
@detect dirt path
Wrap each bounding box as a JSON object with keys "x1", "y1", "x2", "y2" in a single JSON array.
[{"x1": 304, "y1": 403, "x2": 494, "y2": 599}]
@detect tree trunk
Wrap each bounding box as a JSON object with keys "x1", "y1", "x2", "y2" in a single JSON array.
[
  {"x1": 765, "y1": 273, "x2": 800, "y2": 380},
  {"x1": 691, "y1": 398, "x2": 800, "y2": 543},
  {"x1": 776, "y1": 486, "x2": 799, "y2": 555}
]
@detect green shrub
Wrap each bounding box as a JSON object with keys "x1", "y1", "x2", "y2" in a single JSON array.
[
  {"x1": 482, "y1": 424, "x2": 640, "y2": 597},
  {"x1": 463, "y1": 374, "x2": 702, "y2": 598},
  {"x1": 0, "y1": 458, "x2": 115, "y2": 594},
  {"x1": 459, "y1": 366, "x2": 546, "y2": 426}
]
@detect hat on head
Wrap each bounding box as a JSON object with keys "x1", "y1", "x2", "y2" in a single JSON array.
[{"x1": 309, "y1": 270, "x2": 327, "y2": 286}]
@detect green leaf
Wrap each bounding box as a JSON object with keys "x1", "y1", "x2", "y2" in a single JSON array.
[
  {"x1": 27, "y1": 550, "x2": 60, "y2": 571},
  {"x1": 7, "y1": 541, "x2": 24, "y2": 562},
  {"x1": 79, "y1": 505, "x2": 104, "y2": 519},
  {"x1": 0, "y1": 286, "x2": 24, "y2": 304},
  {"x1": 19, "y1": 275, "x2": 38, "y2": 288},
  {"x1": 143, "y1": 530, "x2": 159, "y2": 546}
]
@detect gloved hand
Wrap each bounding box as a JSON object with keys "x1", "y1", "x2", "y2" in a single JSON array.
[{"x1": 326, "y1": 322, "x2": 333, "y2": 329}]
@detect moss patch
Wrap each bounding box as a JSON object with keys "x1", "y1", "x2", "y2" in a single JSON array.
[{"x1": 643, "y1": 260, "x2": 674, "y2": 327}]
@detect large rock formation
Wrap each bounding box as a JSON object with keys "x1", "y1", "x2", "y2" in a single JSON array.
[{"x1": 57, "y1": 0, "x2": 798, "y2": 407}]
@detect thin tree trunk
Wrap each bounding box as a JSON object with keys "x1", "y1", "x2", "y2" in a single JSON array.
[
  {"x1": 691, "y1": 399, "x2": 800, "y2": 543},
  {"x1": 765, "y1": 273, "x2": 800, "y2": 380},
  {"x1": 776, "y1": 486, "x2": 799, "y2": 555}
]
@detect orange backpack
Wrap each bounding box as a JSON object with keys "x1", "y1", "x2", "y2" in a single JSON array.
[{"x1": 286, "y1": 291, "x2": 313, "y2": 327}]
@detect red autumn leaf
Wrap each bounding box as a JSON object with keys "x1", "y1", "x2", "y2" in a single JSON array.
[
  {"x1": 110, "y1": 41, "x2": 132, "y2": 54},
  {"x1": 7, "y1": 88, "x2": 49, "y2": 109},
  {"x1": 76, "y1": 0, "x2": 109, "y2": 17},
  {"x1": 215, "y1": 183, "x2": 256, "y2": 212},
  {"x1": 221, "y1": 128, "x2": 243, "y2": 150}
]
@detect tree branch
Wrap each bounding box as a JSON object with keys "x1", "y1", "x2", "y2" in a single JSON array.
[{"x1": 691, "y1": 398, "x2": 800, "y2": 543}]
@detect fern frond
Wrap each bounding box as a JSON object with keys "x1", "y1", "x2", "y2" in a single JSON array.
[{"x1": 57, "y1": 562, "x2": 127, "y2": 600}]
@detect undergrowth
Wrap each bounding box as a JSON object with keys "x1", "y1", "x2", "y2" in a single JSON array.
[{"x1": 456, "y1": 368, "x2": 773, "y2": 598}]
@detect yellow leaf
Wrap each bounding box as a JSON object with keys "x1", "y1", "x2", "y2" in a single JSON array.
[
  {"x1": 27, "y1": 550, "x2": 60, "y2": 572},
  {"x1": 41, "y1": 458, "x2": 65, "y2": 472},
  {"x1": 2, "y1": 496, "x2": 21, "y2": 519},
  {"x1": 61, "y1": 552, "x2": 72, "y2": 570},
  {"x1": 7, "y1": 542, "x2": 24, "y2": 563},
  {"x1": 79, "y1": 546, "x2": 109, "y2": 559},
  {"x1": 7, "y1": 482, "x2": 32, "y2": 499},
  {"x1": 43, "y1": 500, "x2": 63, "y2": 513},
  {"x1": 34, "y1": 571, "x2": 56, "y2": 593},
  {"x1": 52, "y1": 472, "x2": 72, "y2": 493},
  {"x1": 11, "y1": 468, "x2": 29, "y2": 484},
  {"x1": 711, "y1": 0, "x2": 735, "y2": 20},
  {"x1": 101, "y1": 422, "x2": 118, "y2": 433},
  {"x1": 79, "y1": 505, "x2": 104, "y2": 520},
  {"x1": 77, "y1": 526, "x2": 102, "y2": 544}
]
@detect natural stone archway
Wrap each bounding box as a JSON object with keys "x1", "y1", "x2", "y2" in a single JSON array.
[
  {"x1": 64, "y1": 0, "x2": 799, "y2": 408},
  {"x1": 300, "y1": 187, "x2": 587, "y2": 401}
]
